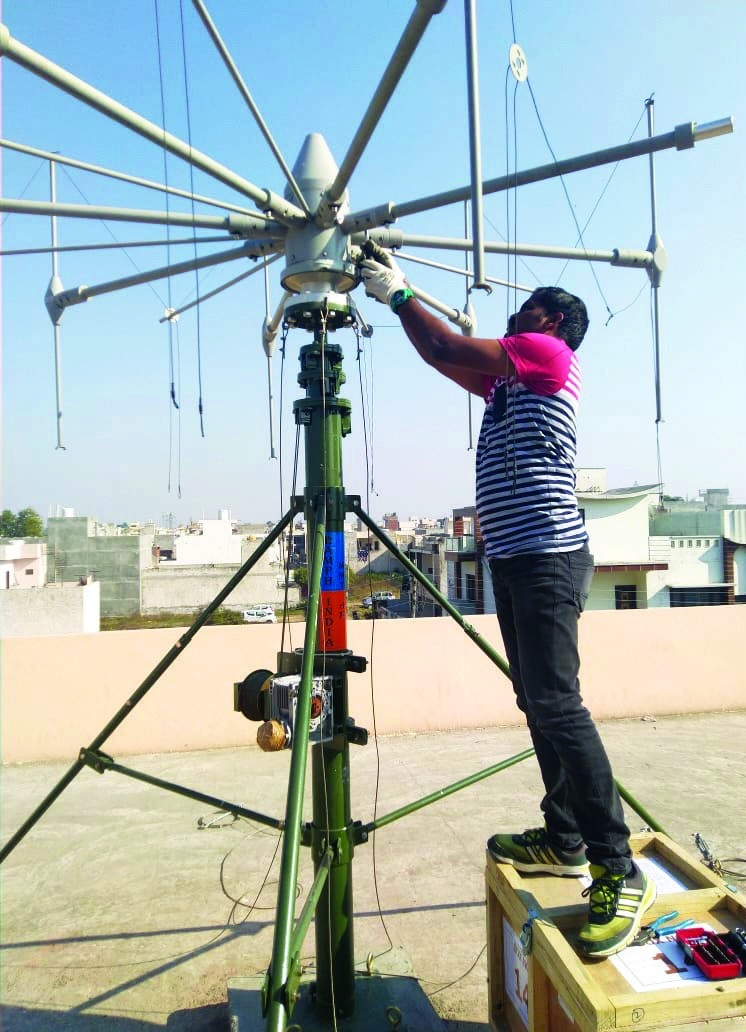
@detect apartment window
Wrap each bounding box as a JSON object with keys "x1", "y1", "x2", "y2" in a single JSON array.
[
  {"x1": 678, "y1": 540, "x2": 684, "y2": 547},
  {"x1": 696, "y1": 539, "x2": 701, "y2": 547},
  {"x1": 670, "y1": 586, "x2": 728, "y2": 607},
  {"x1": 25, "y1": 568, "x2": 34, "y2": 575},
  {"x1": 687, "y1": 540, "x2": 693, "y2": 547},
  {"x1": 670, "y1": 539, "x2": 676, "y2": 548},
  {"x1": 615, "y1": 584, "x2": 637, "y2": 610},
  {"x1": 465, "y1": 573, "x2": 476, "y2": 602}
]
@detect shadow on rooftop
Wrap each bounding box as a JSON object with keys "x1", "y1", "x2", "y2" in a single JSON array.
[{"x1": 1, "y1": 1003, "x2": 228, "y2": 1031}]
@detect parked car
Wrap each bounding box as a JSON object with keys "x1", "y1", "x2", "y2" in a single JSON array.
[
  {"x1": 362, "y1": 591, "x2": 396, "y2": 608},
  {"x1": 242, "y1": 605, "x2": 277, "y2": 624}
]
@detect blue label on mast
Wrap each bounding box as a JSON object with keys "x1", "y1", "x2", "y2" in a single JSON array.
[{"x1": 320, "y1": 531, "x2": 346, "y2": 592}]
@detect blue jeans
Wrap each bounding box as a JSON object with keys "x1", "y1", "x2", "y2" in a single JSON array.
[{"x1": 489, "y1": 547, "x2": 631, "y2": 874}]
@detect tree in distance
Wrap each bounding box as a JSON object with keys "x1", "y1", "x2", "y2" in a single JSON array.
[{"x1": 1, "y1": 508, "x2": 44, "y2": 538}]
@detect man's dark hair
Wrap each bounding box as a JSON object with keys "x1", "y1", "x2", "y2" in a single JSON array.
[{"x1": 532, "y1": 287, "x2": 589, "y2": 351}]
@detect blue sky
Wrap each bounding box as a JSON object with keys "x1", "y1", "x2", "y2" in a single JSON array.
[{"x1": 2, "y1": 0, "x2": 744, "y2": 525}]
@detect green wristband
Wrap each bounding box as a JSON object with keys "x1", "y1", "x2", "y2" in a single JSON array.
[{"x1": 389, "y1": 287, "x2": 414, "y2": 313}]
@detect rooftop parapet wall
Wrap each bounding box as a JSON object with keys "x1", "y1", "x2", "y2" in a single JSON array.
[{"x1": 2, "y1": 605, "x2": 744, "y2": 764}]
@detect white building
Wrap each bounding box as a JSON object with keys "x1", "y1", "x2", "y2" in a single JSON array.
[{"x1": 0, "y1": 540, "x2": 48, "y2": 590}]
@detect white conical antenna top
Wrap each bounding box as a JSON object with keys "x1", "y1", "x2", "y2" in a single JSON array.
[{"x1": 285, "y1": 134, "x2": 347, "y2": 210}]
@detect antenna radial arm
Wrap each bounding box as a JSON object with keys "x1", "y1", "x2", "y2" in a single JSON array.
[
  {"x1": 317, "y1": 0, "x2": 447, "y2": 220},
  {"x1": 191, "y1": 0, "x2": 311, "y2": 216},
  {"x1": 356, "y1": 229, "x2": 655, "y2": 268},
  {"x1": 0, "y1": 137, "x2": 268, "y2": 218},
  {"x1": 49, "y1": 240, "x2": 283, "y2": 314},
  {"x1": 0, "y1": 197, "x2": 284, "y2": 238},
  {"x1": 0, "y1": 22, "x2": 307, "y2": 225},
  {"x1": 342, "y1": 117, "x2": 734, "y2": 230},
  {"x1": 409, "y1": 284, "x2": 474, "y2": 331},
  {"x1": 160, "y1": 254, "x2": 282, "y2": 322},
  {"x1": 397, "y1": 249, "x2": 533, "y2": 292}
]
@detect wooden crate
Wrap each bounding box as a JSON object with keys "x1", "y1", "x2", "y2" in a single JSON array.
[{"x1": 486, "y1": 832, "x2": 746, "y2": 1032}]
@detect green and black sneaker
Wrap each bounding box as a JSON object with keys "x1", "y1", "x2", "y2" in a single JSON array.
[
  {"x1": 487, "y1": 827, "x2": 590, "y2": 877},
  {"x1": 577, "y1": 862, "x2": 656, "y2": 958}
]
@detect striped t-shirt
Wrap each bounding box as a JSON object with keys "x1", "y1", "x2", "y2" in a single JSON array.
[{"x1": 475, "y1": 332, "x2": 588, "y2": 559}]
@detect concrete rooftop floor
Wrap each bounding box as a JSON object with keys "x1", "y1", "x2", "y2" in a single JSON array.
[{"x1": 1, "y1": 712, "x2": 745, "y2": 1031}]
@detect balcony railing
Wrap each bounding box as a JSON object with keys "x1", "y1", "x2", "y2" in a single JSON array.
[{"x1": 444, "y1": 536, "x2": 476, "y2": 553}]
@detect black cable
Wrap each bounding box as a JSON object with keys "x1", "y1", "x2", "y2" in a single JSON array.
[
  {"x1": 219, "y1": 828, "x2": 285, "y2": 926},
  {"x1": 178, "y1": 0, "x2": 206, "y2": 437},
  {"x1": 426, "y1": 942, "x2": 487, "y2": 998},
  {"x1": 57, "y1": 166, "x2": 167, "y2": 308},
  {"x1": 354, "y1": 318, "x2": 395, "y2": 962},
  {"x1": 1, "y1": 158, "x2": 47, "y2": 225},
  {"x1": 154, "y1": 0, "x2": 182, "y2": 507},
  {"x1": 525, "y1": 78, "x2": 614, "y2": 321},
  {"x1": 554, "y1": 100, "x2": 650, "y2": 291}
]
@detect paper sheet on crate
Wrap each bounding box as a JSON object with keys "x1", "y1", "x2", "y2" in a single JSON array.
[{"x1": 611, "y1": 934, "x2": 710, "y2": 993}]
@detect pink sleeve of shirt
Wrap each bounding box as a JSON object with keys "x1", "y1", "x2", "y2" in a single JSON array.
[{"x1": 501, "y1": 332, "x2": 572, "y2": 396}]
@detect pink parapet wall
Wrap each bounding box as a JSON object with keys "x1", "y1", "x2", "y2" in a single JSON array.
[{"x1": 2, "y1": 606, "x2": 745, "y2": 763}]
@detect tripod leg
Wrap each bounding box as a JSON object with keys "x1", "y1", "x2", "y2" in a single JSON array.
[
  {"x1": 353, "y1": 500, "x2": 511, "y2": 678},
  {"x1": 0, "y1": 506, "x2": 299, "y2": 864},
  {"x1": 264, "y1": 500, "x2": 326, "y2": 1032}
]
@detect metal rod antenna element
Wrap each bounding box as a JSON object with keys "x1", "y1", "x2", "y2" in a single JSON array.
[
  {"x1": 464, "y1": 0, "x2": 488, "y2": 290},
  {"x1": 261, "y1": 264, "x2": 280, "y2": 459},
  {"x1": 0, "y1": 23, "x2": 306, "y2": 225},
  {"x1": 159, "y1": 253, "x2": 281, "y2": 322},
  {"x1": 342, "y1": 116, "x2": 734, "y2": 230},
  {"x1": 462, "y1": 200, "x2": 475, "y2": 450},
  {"x1": 410, "y1": 283, "x2": 474, "y2": 331},
  {"x1": 48, "y1": 159, "x2": 65, "y2": 449},
  {"x1": 0, "y1": 197, "x2": 284, "y2": 238},
  {"x1": 49, "y1": 241, "x2": 282, "y2": 316},
  {"x1": 191, "y1": 0, "x2": 311, "y2": 217},
  {"x1": 0, "y1": 137, "x2": 267, "y2": 218},
  {"x1": 398, "y1": 248, "x2": 533, "y2": 292},
  {"x1": 362, "y1": 229, "x2": 655, "y2": 268},
  {"x1": 646, "y1": 98, "x2": 664, "y2": 425},
  {"x1": 317, "y1": 0, "x2": 447, "y2": 221},
  {"x1": 2, "y1": 235, "x2": 234, "y2": 258}
]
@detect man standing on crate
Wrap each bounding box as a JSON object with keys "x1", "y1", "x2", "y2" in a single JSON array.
[{"x1": 360, "y1": 248, "x2": 656, "y2": 957}]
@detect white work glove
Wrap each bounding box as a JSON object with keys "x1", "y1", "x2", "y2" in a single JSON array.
[{"x1": 360, "y1": 254, "x2": 407, "y2": 305}]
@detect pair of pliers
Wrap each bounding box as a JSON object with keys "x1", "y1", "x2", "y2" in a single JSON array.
[{"x1": 632, "y1": 911, "x2": 696, "y2": 946}]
